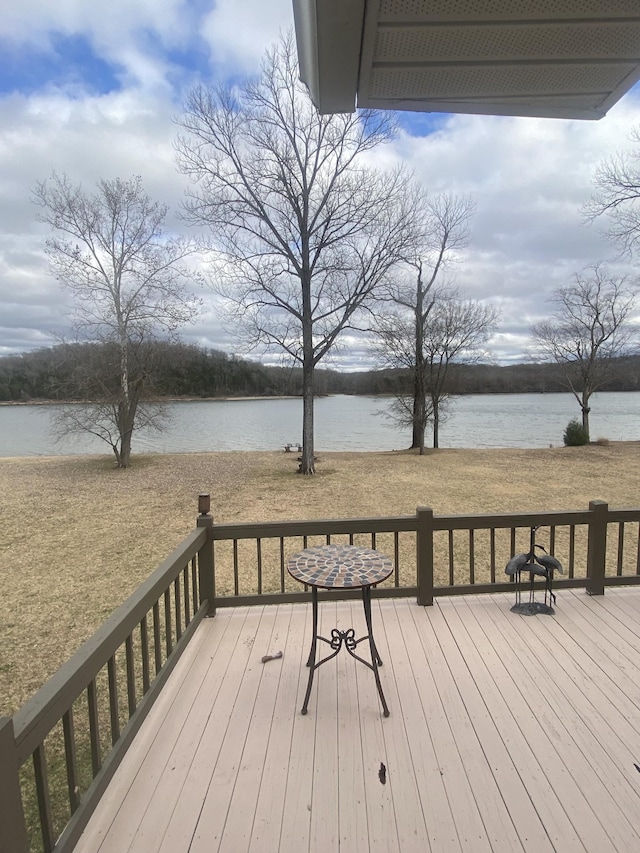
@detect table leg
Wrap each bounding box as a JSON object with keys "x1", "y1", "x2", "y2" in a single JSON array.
[
  {"x1": 362, "y1": 587, "x2": 383, "y2": 666},
  {"x1": 301, "y1": 586, "x2": 319, "y2": 714},
  {"x1": 362, "y1": 586, "x2": 390, "y2": 717},
  {"x1": 306, "y1": 586, "x2": 318, "y2": 668}
]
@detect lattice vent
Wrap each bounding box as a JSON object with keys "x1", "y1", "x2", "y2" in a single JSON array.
[
  {"x1": 375, "y1": 23, "x2": 640, "y2": 63},
  {"x1": 378, "y1": 0, "x2": 640, "y2": 22},
  {"x1": 369, "y1": 63, "x2": 635, "y2": 101}
]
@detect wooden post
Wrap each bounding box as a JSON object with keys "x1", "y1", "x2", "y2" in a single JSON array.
[
  {"x1": 197, "y1": 494, "x2": 216, "y2": 617},
  {"x1": 586, "y1": 499, "x2": 608, "y2": 596},
  {"x1": 416, "y1": 506, "x2": 434, "y2": 606},
  {"x1": 0, "y1": 717, "x2": 30, "y2": 853}
]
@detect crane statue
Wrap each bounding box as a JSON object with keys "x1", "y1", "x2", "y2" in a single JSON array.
[{"x1": 505, "y1": 525, "x2": 564, "y2": 615}]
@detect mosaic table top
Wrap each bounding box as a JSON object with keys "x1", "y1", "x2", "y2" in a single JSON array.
[{"x1": 287, "y1": 544, "x2": 393, "y2": 590}]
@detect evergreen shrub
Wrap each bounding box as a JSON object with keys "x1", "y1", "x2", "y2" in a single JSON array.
[{"x1": 563, "y1": 418, "x2": 588, "y2": 446}]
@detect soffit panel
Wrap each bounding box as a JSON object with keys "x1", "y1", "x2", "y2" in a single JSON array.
[{"x1": 295, "y1": 0, "x2": 640, "y2": 118}]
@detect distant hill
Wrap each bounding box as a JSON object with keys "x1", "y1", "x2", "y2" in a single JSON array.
[{"x1": 1, "y1": 342, "x2": 639, "y2": 402}]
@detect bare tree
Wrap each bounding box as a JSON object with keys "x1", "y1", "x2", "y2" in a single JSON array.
[
  {"x1": 373, "y1": 306, "x2": 434, "y2": 453},
  {"x1": 421, "y1": 293, "x2": 498, "y2": 448},
  {"x1": 175, "y1": 33, "x2": 418, "y2": 473},
  {"x1": 33, "y1": 173, "x2": 200, "y2": 467},
  {"x1": 375, "y1": 286, "x2": 497, "y2": 452},
  {"x1": 532, "y1": 264, "x2": 638, "y2": 441},
  {"x1": 583, "y1": 126, "x2": 640, "y2": 257},
  {"x1": 373, "y1": 192, "x2": 476, "y2": 452}
]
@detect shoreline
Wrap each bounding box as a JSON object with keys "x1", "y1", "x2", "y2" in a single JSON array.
[
  {"x1": 1, "y1": 439, "x2": 638, "y2": 463},
  {"x1": 4, "y1": 389, "x2": 640, "y2": 407},
  {"x1": 0, "y1": 394, "x2": 304, "y2": 407}
]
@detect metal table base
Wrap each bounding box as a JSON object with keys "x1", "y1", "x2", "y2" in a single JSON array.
[{"x1": 301, "y1": 584, "x2": 389, "y2": 717}]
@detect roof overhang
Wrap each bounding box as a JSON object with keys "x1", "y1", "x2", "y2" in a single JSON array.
[{"x1": 292, "y1": 0, "x2": 640, "y2": 119}]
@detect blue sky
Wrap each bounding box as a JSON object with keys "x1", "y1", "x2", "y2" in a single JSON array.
[
  {"x1": 1, "y1": 0, "x2": 639, "y2": 369},
  {"x1": 1, "y1": 35, "x2": 120, "y2": 95}
]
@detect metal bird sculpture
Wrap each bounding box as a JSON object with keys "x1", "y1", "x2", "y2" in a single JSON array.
[{"x1": 505, "y1": 526, "x2": 564, "y2": 615}]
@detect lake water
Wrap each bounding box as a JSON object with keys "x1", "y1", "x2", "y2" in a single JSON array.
[{"x1": 0, "y1": 392, "x2": 638, "y2": 457}]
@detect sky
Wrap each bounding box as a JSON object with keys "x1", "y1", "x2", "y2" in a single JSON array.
[{"x1": 1, "y1": 1, "x2": 640, "y2": 370}]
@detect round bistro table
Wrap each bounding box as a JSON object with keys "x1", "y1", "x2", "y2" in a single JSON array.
[{"x1": 287, "y1": 543, "x2": 393, "y2": 717}]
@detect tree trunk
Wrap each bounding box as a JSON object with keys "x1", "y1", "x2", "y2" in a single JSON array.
[
  {"x1": 299, "y1": 280, "x2": 316, "y2": 474},
  {"x1": 412, "y1": 380, "x2": 425, "y2": 451},
  {"x1": 118, "y1": 331, "x2": 133, "y2": 468},
  {"x1": 433, "y1": 402, "x2": 439, "y2": 449},
  {"x1": 119, "y1": 426, "x2": 133, "y2": 469},
  {"x1": 115, "y1": 355, "x2": 137, "y2": 466},
  {"x1": 581, "y1": 393, "x2": 591, "y2": 443},
  {"x1": 411, "y1": 277, "x2": 424, "y2": 450},
  {"x1": 115, "y1": 399, "x2": 136, "y2": 468},
  {"x1": 300, "y1": 363, "x2": 315, "y2": 474}
]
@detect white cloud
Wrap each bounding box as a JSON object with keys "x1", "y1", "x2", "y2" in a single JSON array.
[
  {"x1": 0, "y1": 0, "x2": 193, "y2": 53},
  {"x1": 380, "y1": 95, "x2": 640, "y2": 361},
  {"x1": 201, "y1": 0, "x2": 293, "y2": 72},
  {"x1": 0, "y1": 0, "x2": 204, "y2": 98}
]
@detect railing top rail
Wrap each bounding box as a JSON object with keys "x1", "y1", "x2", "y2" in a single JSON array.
[
  {"x1": 606, "y1": 507, "x2": 640, "y2": 522},
  {"x1": 433, "y1": 509, "x2": 593, "y2": 531},
  {"x1": 13, "y1": 526, "x2": 207, "y2": 763},
  {"x1": 211, "y1": 515, "x2": 417, "y2": 540},
  {"x1": 209, "y1": 508, "x2": 606, "y2": 540}
]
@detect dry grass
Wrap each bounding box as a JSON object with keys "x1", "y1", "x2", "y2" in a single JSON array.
[{"x1": 2, "y1": 443, "x2": 640, "y2": 717}]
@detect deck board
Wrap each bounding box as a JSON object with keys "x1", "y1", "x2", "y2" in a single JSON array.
[
  {"x1": 463, "y1": 596, "x2": 591, "y2": 852},
  {"x1": 352, "y1": 602, "x2": 398, "y2": 853},
  {"x1": 382, "y1": 599, "x2": 457, "y2": 852},
  {"x1": 217, "y1": 603, "x2": 293, "y2": 853},
  {"x1": 372, "y1": 602, "x2": 431, "y2": 852},
  {"x1": 472, "y1": 594, "x2": 640, "y2": 849},
  {"x1": 74, "y1": 587, "x2": 640, "y2": 852},
  {"x1": 403, "y1": 600, "x2": 492, "y2": 852},
  {"x1": 335, "y1": 601, "x2": 369, "y2": 853},
  {"x1": 423, "y1": 601, "x2": 525, "y2": 851},
  {"x1": 250, "y1": 603, "x2": 308, "y2": 852}
]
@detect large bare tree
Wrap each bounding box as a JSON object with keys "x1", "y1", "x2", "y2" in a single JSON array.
[
  {"x1": 373, "y1": 192, "x2": 476, "y2": 452},
  {"x1": 33, "y1": 173, "x2": 199, "y2": 467},
  {"x1": 532, "y1": 264, "x2": 638, "y2": 441},
  {"x1": 175, "y1": 34, "x2": 418, "y2": 473}
]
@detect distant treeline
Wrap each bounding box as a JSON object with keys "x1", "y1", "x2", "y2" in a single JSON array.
[{"x1": 1, "y1": 342, "x2": 640, "y2": 403}]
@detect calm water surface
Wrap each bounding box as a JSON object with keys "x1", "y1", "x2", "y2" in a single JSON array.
[{"x1": 0, "y1": 392, "x2": 638, "y2": 457}]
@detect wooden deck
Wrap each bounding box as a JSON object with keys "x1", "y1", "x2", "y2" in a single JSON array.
[{"x1": 74, "y1": 588, "x2": 640, "y2": 853}]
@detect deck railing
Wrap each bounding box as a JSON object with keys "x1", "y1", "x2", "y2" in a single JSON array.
[
  {"x1": 207, "y1": 499, "x2": 640, "y2": 606},
  {"x1": 0, "y1": 511, "x2": 213, "y2": 853},
  {"x1": 2, "y1": 496, "x2": 640, "y2": 852}
]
